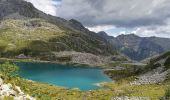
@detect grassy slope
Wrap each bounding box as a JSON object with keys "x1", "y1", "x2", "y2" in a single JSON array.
[
  {"x1": 0, "y1": 53, "x2": 169, "y2": 99},
  {"x1": 1, "y1": 18, "x2": 169, "y2": 99},
  {"x1": 12, "y1": 78, "x2": 113, "y2": 100},
  {"x1": 0, "y1": 18, "x2": 116, "y2": 60},
  {"x1": 144, "y1": 51, "x2": 170, "y2": 71},
  {"x1": 0, "y1": 62, "x2": 113, "y2": 100},
  {"x1": 102, "y1": 79, "x2": 170, "y2": 100},
  {"x1": 0, "y1": 18, "x2": 64, "y2": 55},
  {"x1": 103, "y1": 51, "x2": 170, "y2": 99}
]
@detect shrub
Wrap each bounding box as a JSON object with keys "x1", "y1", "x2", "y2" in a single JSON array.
[
  {"x1": 151, "y1": 51, "x2": 170, "y2": 63},
  {"x1": 0, "y1": 62, "x2": 19, "y2": 79},
  {"x1": 56, "y1": 56, "x2": 72, "y2": 62},
  {"x1": 164, "y1": 56, "x2": 170, "y2": 69},
  {"x1": 144, "y1": 63, "x2": 161, "y2": 72},
  {"x1": 3, "y1": 96, "x2": 14, "y2": 100},
  {"x1": 165, "y1": 88, "x2": 170, "y2": 100}
]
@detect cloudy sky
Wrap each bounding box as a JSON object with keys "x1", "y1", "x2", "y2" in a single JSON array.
[{"x1": 25, "y1": 0, "x2": 170, "y2": 38}]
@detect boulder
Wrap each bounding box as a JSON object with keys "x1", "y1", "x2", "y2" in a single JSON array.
[
  {"x1": 0, "y1": 78, "x2": 3, "y2": 86},
  {"x1": 1, "y1": 84, "x2": 11, "y2": 91}
]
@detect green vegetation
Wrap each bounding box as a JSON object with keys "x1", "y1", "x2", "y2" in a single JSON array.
[
  {"x1": 164, "y1": 56, "x2": 170, "y2": 69},
  {"x1": 3, "y1": 96, "x2": 14, "y2": 100},
  {"x1": 56, "y1": 56, "x2": 72, "y2": 62},
  {"x1": 0, "y1": 51, "x2": 170, "y2": 99},
  {"x1": 144, "y1": 62, "x2": 161, "y2": 72},
  {"x1": 140, "y1": 51, "x2": 170, "y2": 73},
  {"x1": 102, "y1": 77, "x2": 170, "y2": 100},
  {"x1": 151, "y1": 51, "x2": 170, "y2": 63},
  {"x1": 165, "y1": 88, "x2": 170, "y2": 99},
  {"x1": 0, "y1": 18, "x2": 116, "y2": 61},
  {"x1": 0, "y1": 62, "x2": 113, "y2": 100},
  {"x1": 0, "y1": 19, "x2": 65, "y2": 58},
  {"x1": 105, "y1": 63, "x2": 143, "y2": 80},
  {"x1": 0, "y1": 62, "x2": 19, "y2": 81},
  {"x1": 103, "y1": 51, "x2": 170, "y2": 99},
  {"x1": 1, "y1": 61, "x2": 168, "y2": 100}
]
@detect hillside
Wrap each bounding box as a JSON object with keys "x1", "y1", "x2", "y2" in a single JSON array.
[
  {"x1": 0, "y1": 0, "x2": 170, "y2": 100},
  {"x1": 98, "y1": 32, "x2": 170, "y2": 61},
  {"x1": 0, "y1": 52, "x2": 169, "y2": 100},
  {"x1": 0, "y1": 0, "x2": 120, "y2": 64},
  {"x1": 0, "y1": 0, "x2": 88, "y2": 31},
  {"x1": 104, "y1": 51, "x2": 170, "y2": 99}
]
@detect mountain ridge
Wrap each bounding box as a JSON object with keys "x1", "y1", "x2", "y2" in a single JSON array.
[
  {"x1": 97, "y1": 31, "x2": 170, "y2": 61},
  {"x1": 0, "y1": 0, "x2": 122, "y2": 65},
  {"x1": 0, "y1": 0, "x2": 92, "y2": 33}
]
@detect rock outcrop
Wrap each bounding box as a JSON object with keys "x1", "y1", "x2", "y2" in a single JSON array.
[
  {"x1": 97, "y1": 32, "x2": 170, "y2": 61},
  {"x1": 131, "y1": 51, "x2": 170, "y2": 85},
  {"x1": 0, "y1": 0, "x2": 118, "y2": 60},
  {"x1": 53, "y1": 51, "x2": 127, "y2": 66},
  {"x1": 112, "y1": 96, "x2": 150, "y2": 100},
  {"x1": 0, "y1": 78, "x2": 35, "y2": 100},
  {"x1": 131, "y1": 67, "x2": 169, "y2": 85}
]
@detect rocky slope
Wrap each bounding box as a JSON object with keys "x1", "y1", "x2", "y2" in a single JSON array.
[
  {"x1": 103, "y1": 51, "x2": 170, "y2": 100},
  {"x1": 0, "y1": 0, "x2": 120, "y2": 63},
  {"x1": 53, "y1": 51, "x2": 127, "y2": 66},
  {"x1": 132, "y1": 51, "x2": 170, "y2": 85},
  {"x1": 0, "y1": 78, "x2": 35, "y2": 100},
  {"x1": 98, "y1": 32, "x2": 170, "y2": 61}
]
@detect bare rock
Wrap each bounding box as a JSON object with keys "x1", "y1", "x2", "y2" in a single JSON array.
[
  {"x1": 112, "y1": 96, "x2": 150, "y2": 100},
  {"x1": 131, "y1": 67, "x2": 170, "y2": 85},
  {"x1": 0, "y1": 78, "x2": 3, "y2": 86}
]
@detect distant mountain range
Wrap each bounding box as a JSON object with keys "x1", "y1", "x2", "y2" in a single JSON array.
[
  {"x1": 0, "y1": 0, "x2": 169, "y2": 62},
  {"x1": 98, "y1": 31, "x2": 170, "y2": 61}
]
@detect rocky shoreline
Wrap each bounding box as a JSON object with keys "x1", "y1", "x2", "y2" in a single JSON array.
[
  {"x1": 111, "y1": 96, "x2": 150, "y2": 100},
  {"x1": 0, "y1": 78, "x2": 35, "y2": 100},
  {"x1": 0, "y1": 51, "x2": 128, "y2": 68}
]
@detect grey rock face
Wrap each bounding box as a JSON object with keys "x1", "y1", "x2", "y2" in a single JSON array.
[
  {"x1": 0, "y1": 0, "x2": 39, "y2": 19},
  {"x1": 131, "y1": 52, "x2": 170, "y2": 85},
  {"x1": 53, "y1": 51, "x2": 123, "y2": 66},
  {"x1": 0, "y1": 78, "x2": 35, "y2": 100},
  {"x1": 98, "y1": 32, "x2": 170, "y2": 61},
  {"x1": 112, "y1": 96, "x2": 150, "y2": 100},
  {"x1": 131, "y1": 67, "x2": 169, "y2": 85}
]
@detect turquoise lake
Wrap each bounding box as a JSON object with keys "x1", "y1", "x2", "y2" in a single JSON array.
[{"x1": 17, "y1": 63, "x2": 112, "y2": 91}]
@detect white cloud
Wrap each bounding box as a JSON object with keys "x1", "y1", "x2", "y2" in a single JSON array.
[
  {"x1": 56, "y1": 0, "x2": 170, "y2": 27},
  {"x1": 25, "y1": 0, "x2": 60, "y2": 16},
  {"x1": 87, "y1": 25, "x2": 115, "y2": 33},
  {"x1": 25, "y1": 0, "x2": 170, "y2": 38},
  {"x1": 133, "y1": 25, "x2": 170, "y2": 38}
]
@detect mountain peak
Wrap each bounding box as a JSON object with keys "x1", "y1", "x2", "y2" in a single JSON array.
[
  {"x1": 0, "y1": 0, "x2": 118, "y2": 58},
  {"x1": 69, "y1": 19, "x2": 87, "y2": 31},
  {"x1": 0, "y1": 0, "x2": 40, "y2": 19},
  {"x1": 98, "y1": 31, "x2": 108, "y2": 36},
  {"x1": 97, "y1": 31, "x2": 114, "y2": 39},
  {"x1": 0, "y1": 0, "x2": 90, "y2": 32},
  {"x1": 117, "y1": 34, "x2": 139, "y2": 38}
]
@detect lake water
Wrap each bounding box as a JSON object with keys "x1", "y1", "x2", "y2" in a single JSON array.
[{"x1": 17, "y1": 62, "x2": 112, "y2": 91}]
